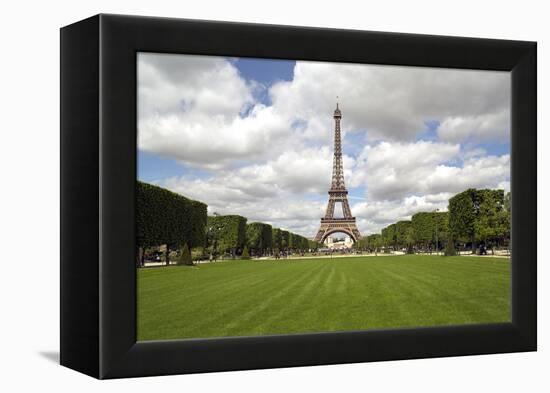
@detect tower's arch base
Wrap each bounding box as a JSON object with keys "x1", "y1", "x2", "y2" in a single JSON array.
[{"x1": 314, "y1": 218, "x2": 361, "y2": 244}]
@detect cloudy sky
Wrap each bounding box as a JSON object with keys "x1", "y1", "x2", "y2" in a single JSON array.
[{"x1": 137, "y1": 52, "x2": 510, "y2": 238}]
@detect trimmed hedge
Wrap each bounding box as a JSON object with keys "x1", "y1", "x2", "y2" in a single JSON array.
[
  {"x1": 136, "y1": 181, "x2": 207, "y2": 249},
  {"x1": 207, "y1": 215, "x2": 247, "y2": 254},
  {"x1": 280, "y1": 230, "x2": 290, "y2": 249},
  {"x1": 289, "y1": 232, "x2": 309, "y2": 250},
  {"x1": 308, "y1": 239, "x2": 322, "y2": 250},
  {"x1": 246, "y1": 222, "x2": 273, "y2": 255},
  {"x1": 272, "y1": 228, "x2": 282, "y2": 250}
]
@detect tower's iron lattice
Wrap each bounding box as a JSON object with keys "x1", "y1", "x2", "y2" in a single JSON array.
[{"x1": 314, "y1": 103, "x2": 361, "y2": 244}]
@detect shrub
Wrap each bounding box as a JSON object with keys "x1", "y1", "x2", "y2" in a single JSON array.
[
  {"x1": 178, "y1": 244, "x2": 193, "y2": 265},
  {"x1": 241, "y1": 246, "x2": 250, "y2": 260}
]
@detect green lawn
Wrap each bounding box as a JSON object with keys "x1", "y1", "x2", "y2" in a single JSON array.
[{"x1": 137, "y1": 255, "x2": 510, "y2": 341}]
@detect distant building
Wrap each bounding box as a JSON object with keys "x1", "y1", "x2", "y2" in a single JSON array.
[{"x1": 325, "y1": 236, "x2": 354, "y2": 249}]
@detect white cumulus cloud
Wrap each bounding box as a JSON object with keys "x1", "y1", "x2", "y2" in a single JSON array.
[{"x1": 138, "y1": 53, "x2": 511, "y2": 237}]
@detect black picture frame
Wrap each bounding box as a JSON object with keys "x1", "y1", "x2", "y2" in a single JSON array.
[{"x1": 60, "y1": 14, "x2": 537, "y2": 379}]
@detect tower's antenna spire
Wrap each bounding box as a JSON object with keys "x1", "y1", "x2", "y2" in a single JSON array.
[{"x1": 333, "y1": 97, "x2": 342, "y2": 118}]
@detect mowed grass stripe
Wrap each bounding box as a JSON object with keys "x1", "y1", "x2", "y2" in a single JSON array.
[
  {"x1": 138, "y1": 260, "x2": 326, "y2": 339},
  {"x1": 254, "y1": 261, "x2": 334, "y2": 334},
  {"x1": 223, "y1": 261, "x2": 328, "y2": 336},
  {"x1": 137, "y1": 255, "x2": 510, "y2": 341},
  {"x1": 195, "y1": 261, "x2": 325, "y2": 337},
  {"x1": 400, "y1": 257, "x2": 510, "y2": 322},
  {"x1": 366, "y1": 257, "x2": 510, "y2": 325}
]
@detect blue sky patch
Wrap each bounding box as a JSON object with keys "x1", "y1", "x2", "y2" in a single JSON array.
[
  {"x1": 138, "y1": 151, "x2": 211, "y2": 183},
  {"x1": 415, "y1": 120, "x2": 440, "y2": 142},
  {"x1": 235, "y1": 57, "x2": 295, "y2": 86},
  {"x1": 235, "y1": 57, "x2": 295, "y2": 105}
]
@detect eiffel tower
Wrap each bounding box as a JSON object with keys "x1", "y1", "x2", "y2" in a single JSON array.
[{"x1": 314, "y1": 103, "x2": 361, "y2": 244}]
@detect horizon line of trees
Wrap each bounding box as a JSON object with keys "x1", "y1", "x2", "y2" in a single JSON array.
[
  {"x1": 207, "y1": 214, "x2": 320, "y2": 258},
  {"x1": 354, "y1": 188, "x2": 510, "y2": 255},
  {"x1": 137, "y1": 181, "x2": 511, "y2": 265},
  {"x1": 136, "y1": 181, "x2": 322, "y2": 266}
]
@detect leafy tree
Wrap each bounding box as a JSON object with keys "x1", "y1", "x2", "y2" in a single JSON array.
[
  {"x1": 188, "y1": 200, "x2": 207, "y2": 249},
  {"x1": 281, "y1": 230, "x2": 290, "y2": 250},
  {"x1": 246, "y1": 222, "x2": 274, "y2": 256},
  {"x1": 289, "y1": 232, "x2": 297, "y2": 250},
  {"x1": 405, "y1": 227, "x2": 415, "y2": 253},
  {"x1": 504, "y1": 191, "x2": 511, "y2": 251},
  {"x1": 261, "y1": 224, "x2": 273, "y2": 252},
  {"x1": 395, "y1": 220, "x2": 413, "y2": 251},
  {"x1": 433, "y1": 211, "x2": 449, "y2": 250},
  {"x1": 369, "y1": 234, "x2": 383, "y2": 254},
  {"x1": 397, "y1": 221, "x2": 415, "y2": 253},
  {"x1": 289, "y1": 233, "x2": 309, "y2": 252},
  {"x1": 412, "y1": 213, "x2": 430, "y2": 251},
  {"x1": 381, "y1": 224, "x2": 397, "y2": 251},
  {"x1": 448, "y1": 189, "x2": 476, "y2": 249},
  {"x1": 353, "y1": 237, "x2": 364, "y2": 249},
  {"x1": 308, "y1": 239, "x2": 321, "y2": 251},
  {"x1": 360, "y1": 188, "x2": 508, "y2": 258},
  {"x1": 206, "y1": 215, "x2": 247, "y2": 257},
  {"x1": 302, "y1": 235, "x2": 310, "y2": 250},
  {"x1": 246, "y1": 222, "x2": 271, "y2": 256},
  {"x1": 354, "y1": 234, "x2": 382, "y2": 253},
  {"x1": 272, "y1": 228, "x2": 282, "y2": 251},
  {"x1": 373, "y1": 235, "x2": 384, "y2": 252},
  {"x1": 448, "y1": 188, "x2": 507, "y2": 254},
  {"x1": 474, "y1": 189, "x2": 507, "y2": 252},
  {"x1": 412, "y1": 211, "x2": 448, "y2": 252}
]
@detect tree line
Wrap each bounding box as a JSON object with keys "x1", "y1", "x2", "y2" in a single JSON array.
[
  {"x1": 137, "y1": 181, "x2": 321, "y2": 266},
  {"x1": 207, "y1": 215, "x2": 317, "y2": 258},
  {"x1": 137, "y1": 182, "x2": 510, "y2": 264},
  {"x1": 355, "y1": 188, "x2": 510, "y2": 255}
]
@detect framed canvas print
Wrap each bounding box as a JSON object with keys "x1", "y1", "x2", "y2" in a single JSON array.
[{"x1": 60, "y1": 14, "x2": 537, "y2": 379}]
